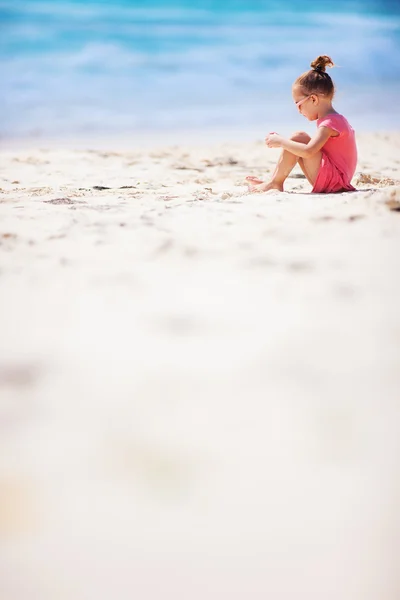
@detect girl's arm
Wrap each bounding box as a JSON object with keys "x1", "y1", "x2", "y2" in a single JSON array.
[{"x1": 267, "y1": 127, "x2": 336, "y2": 158}]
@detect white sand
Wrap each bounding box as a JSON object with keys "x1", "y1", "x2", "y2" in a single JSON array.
[{"x1": 1, "y1": 132, "x2": 400, "y2": 599}]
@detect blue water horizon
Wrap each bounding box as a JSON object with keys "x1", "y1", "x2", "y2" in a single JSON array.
[{"x1": 1, "y1": 0, "x2": 400, "y2": 139}]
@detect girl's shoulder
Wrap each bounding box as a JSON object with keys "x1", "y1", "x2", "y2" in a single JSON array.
[{"x1": 317, "y1": 113, "x2": 354, "y2": 135}]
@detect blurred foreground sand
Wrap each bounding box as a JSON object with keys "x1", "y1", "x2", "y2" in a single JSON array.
[{"x1": 0, "y1": 132, "x2": 400, "y2": 599}]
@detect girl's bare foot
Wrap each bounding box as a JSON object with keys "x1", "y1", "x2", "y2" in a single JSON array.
[{"x1": 245, "y1": 176, "x2": 284, "y2": 193}]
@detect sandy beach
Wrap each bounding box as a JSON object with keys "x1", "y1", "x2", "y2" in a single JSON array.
[{"x1": 1, "y1": 131, "x2": 400, "y2": 599}]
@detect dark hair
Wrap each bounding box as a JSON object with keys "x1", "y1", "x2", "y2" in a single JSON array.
[{"x1": 295, "y1": 55, "x2": 335, "y2": 98}]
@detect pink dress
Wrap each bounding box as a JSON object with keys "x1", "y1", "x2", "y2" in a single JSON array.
[{"x1": 312, "y1": 113, "x2": 357, "y2": 194}]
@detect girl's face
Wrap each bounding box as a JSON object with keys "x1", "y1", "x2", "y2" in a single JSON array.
[{"x1": 292, "y1": 85, "x2": 319, "y2": 121}]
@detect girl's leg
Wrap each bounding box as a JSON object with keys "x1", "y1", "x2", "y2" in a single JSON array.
[{"x1": 246, "y1": 131, "x2": 322, "y2": 192}]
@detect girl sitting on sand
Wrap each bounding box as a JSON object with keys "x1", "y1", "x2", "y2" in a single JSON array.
[{"x1": 246, "y1": 55, "x2": 357, "y2": 194}]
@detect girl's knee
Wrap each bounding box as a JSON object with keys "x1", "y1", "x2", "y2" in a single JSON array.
[{"x1": 290, "y1": 131, "x2": 310, "y2": 143}]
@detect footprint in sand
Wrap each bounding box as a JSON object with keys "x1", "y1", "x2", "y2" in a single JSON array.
[
  {"x1": 44, "y1": 197, "x2": 87, "y2": 205},
  {"x1": 386, "y1": 199, "x2": 400, "y2": 212},
  {"x1": 355, "y1": 172, "x2": 400, "y2": 186}
]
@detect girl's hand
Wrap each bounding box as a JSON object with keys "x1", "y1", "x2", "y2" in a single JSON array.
[{"x1": 265, "y1": 133, "x2": 283, "y2": 148}]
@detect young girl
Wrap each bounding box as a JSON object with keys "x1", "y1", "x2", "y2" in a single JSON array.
[{"x1": 246, "y1": 55, "x2": 357, "y2": 194}]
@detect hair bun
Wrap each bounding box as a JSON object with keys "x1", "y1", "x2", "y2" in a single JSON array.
[{"x1": 310, "y1": 55, "x2": 335, "y2": 73}]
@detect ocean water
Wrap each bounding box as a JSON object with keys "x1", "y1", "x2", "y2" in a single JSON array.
[{"x1": 1, "y1": 0, "x2": 400, "y2": 138}]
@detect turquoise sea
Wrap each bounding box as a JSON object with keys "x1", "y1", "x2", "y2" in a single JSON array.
[{"x1": 1, "y1": 0, "x2": 400, "y2": 138}]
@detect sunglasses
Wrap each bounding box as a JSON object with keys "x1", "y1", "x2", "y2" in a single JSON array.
[{"x1": 295, "y1": 95, "x2": 312, "y2": 109}]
